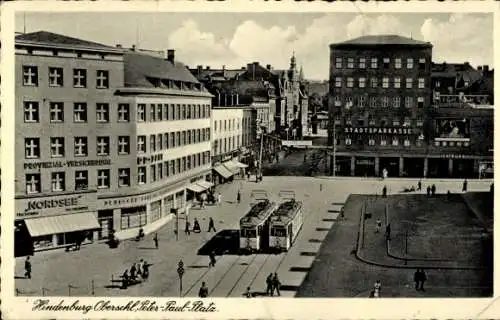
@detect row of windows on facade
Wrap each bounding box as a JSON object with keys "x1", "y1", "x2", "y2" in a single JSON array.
[
  {"x1": 24, "y1": 129, "x2": 210, "y2": 158},
  {"x1": 23, "y1": 101, "x2": 211, "y2": 123},
  {"x1": 25, "y1": 151, "x2": 211, "y2": 194},
  {"x1": 334, "y1": 77, "x2": 427, "y2": 89},
  {"x1": 212, "y1": 134, "x2": 253, "y2": 155},
  {"x1": 340, "y1": 137, "x2": 470, "y2": 148},
  {"x1": 334, "y1": 57, "x2": 427, "y2": 70},
  {"x1": 334, "y1": 117, "x2": 424, "y2": 127},
  {"x1": 332, "y1": 96, "x2": 425, "y2": 108},
  {"x1": 213, "y1": 117, "x2": 253, "y2": 132},
  {"x1": 22, "y1": 66, "x2": 110, "y2": 88}
]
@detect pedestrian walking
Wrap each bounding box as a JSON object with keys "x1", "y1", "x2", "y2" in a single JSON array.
[
  {"x1": 137, "y1": 259, "x2": 144, "y2": 277},
  {"x1": 200, "y1": 198, "x2": 205, "y2": 209},
  {"x1": 431, "y1": 184, "x2": 436, "y2": 196},
  {"x1": 193, "y1": 218, "x2": 201, "y2": 233},
  {"x1": 375, "y1": 219, "x2": 382, "y2": 233},
  {"x1": 208, "y1": 251, "x2": 216, "y2": 267},
  {"x1": 385, "y1": 224, "x2": 391, "y2": 241},
  {"x1": 217, "y1": 193, "x2": 222, "y2": 205},
  {"x1": 185, "y1": 220, "x2": 191, "y2": 235},
  {"x1": 374, "y1": 280, "x2": 381, "y2": 295},
  {"x1": 24, "y1": 256, "x2": 31, "y2": 279},
  {"x1": 245, "y1": 286, "x2": 252, "y2": 298},
  {"x1": 130, "y1": 263, "x2": 137, "y2": 280},
  {"x1": 413, "y1": 269, "x2": 421, "y2": 291},
  {"x1": 142, "y1": 261, "x2": 150, "y2": 281},
  {"x1": 237, "y1": 190, "x2": 241, "y2": 204},
  {"x1": 199, "y1": 282, "x2": 209, "y2": 298},
  {"x1": 382, "y1": 185, "x2": 387, "y2": 197},
  {"x1": 415, "y1": 269, "x2": 427, "y2": 291},
  {"x1": 153, "y1": 233, "x2": 159, "y2": 249},
  {"x1": 426, "y1": 185, "x2": 431, "y2": 196},
  {"x1": 121, "y1": 269, "x2": 129, "y2": 289},
  {"x1": 272, "y1": 273, "x2": 281, "y2": 296},
  {"x1": 208, "y1": 217, "x2": 217, "y2": 232},
  {"x1": 247, "y1": 171, "x2": 250, "y2": 180},
  {"x1": 463, "y1": 179, "x2": 468, "y2": 192},
  {"x1": 418, "y1": 180, "x2": 422, "y2": 191},
  {"x1": 266, "y1": 273, "x2": 273, "y2": 296}
]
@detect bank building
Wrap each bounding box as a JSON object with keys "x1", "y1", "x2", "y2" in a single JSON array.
[{"x1": 15, "y1": 31, "x2": 213, "y2": 254}]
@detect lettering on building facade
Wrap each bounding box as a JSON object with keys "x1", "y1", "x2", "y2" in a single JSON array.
[
  {"x1": 24, "y1": 159, "x2": 111, "y2": 170},
  {"x1": 344, "y1": 127, "x2": 413, "y2": 135},
  {"x1": 137, "y1": 154, "x2": 164, "y2": 165},
  {"x1": 16, "y1": 193, "x2": 97, "y2": 218}
]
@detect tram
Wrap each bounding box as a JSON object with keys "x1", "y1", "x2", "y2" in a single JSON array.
[
  {"x1": 239, "y1": 191, "x2": 278, "y2": 253},
  {"x1": 269, "y1": 191, "x2": 304, "y2": 252}
]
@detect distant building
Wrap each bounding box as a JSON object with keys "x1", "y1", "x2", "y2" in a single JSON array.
[{"x1": 328, "y1": 35, "x2": 493, "y2": 178}]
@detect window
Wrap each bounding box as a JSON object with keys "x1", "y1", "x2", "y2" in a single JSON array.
[
  {"x1": 369, "y1": 138, "x2": 375, "y2": 146},
  {"x1": 176, "y1": 105, "x2": 181, "y2": 120},
  {"x1": 97, "y1": 169, "x2": 110, "y2": 189},
  {"x1": 393, "y1": 97, "x2": 401, "y2": 108},
  {"x1": 137, "y1": 104, "x2": 146, "y2": 122},
  {"x1": 380, "y1": 139, "x2": 387, "y2": 146},
  {"x1": 51, "y1": 172, "x2": 65, "y2": 191},
  {"x1": 347, "y1": 77, "x2": 354, "y2": 88},
  {"x1": 118, "y1": 104, "x2": 130, "y2": 122},
  {"x1": 417, "y1": 97, "x2": 424, "y2": 108},
  {"x1": 118, "y1": 136, "x2": 130, "y2": 155},
  {"x1": 415, "y1": 119, "x2": 422, "y2": 127},
  {"x1": 137, "y1": 136, "x2": 146, "y2": 153},
  {"x1": 419, "y1": 58, "x2": 426, "y2": 70},
  {"x1": 394, "y1": 77, "x2": 401, "y2": 89},
  {"x1": 49, "y1": 102, "x2": 64, "y2": 122},
  {"x1": 74, "y1": 137, "x2": 88, "y2": 157},
  {"x1": 96, "y1": 103, "x2": 109, "y2": 123},
  {"x1": 359, "y1": 58, "x2": 366, "y2": 68},
  {"x1": 334, "y1": 77, "x2": 342, "y2": 88},
  {"x1": 182, "y1": 104, "x2": 187, "y2": 119},
  {"x1": 404, "y1": 138, "x2": 411, "y2": 147},
  {"x1": 50, "y1": 137, "x2": 65, "y2": 157},
  {"x1": 75, "y1": 171, "x2": 88, "y2": 191},
  {"x1": 392, "y1": 119, "x2": 400, "y2": 126},
  {"x1": 407, "y1": 58, "x2": 414, "y2": 69},
  {"x1": 25, "y1": 138, "x2": 40, "y2": 159},
  {"x1": 334, "y1": 96, "x2": 342, "y2": 107},
  {"x1": 392, "y1": 138, "x2": 399, "y2": 146},
  {"x1": 370, "y1": 78, "x2": 378, "y2": 88},
  {"x1": 214, "y1": 121, "x2": 218, "y2": 132},
  {"x1": 181, "y1": 131, "x2": 186, "y2": 146},
  {"x1": 382, "y1": 97, "x2": 389, "y2": 108},
  {"x1": 97, "y1": 136, "x2": 110, "y2": 156},
  {"x1": 358, "y1": 96, "x2": 366, "y2": 108},
  {"x1": 26, "y1": 174, "x2": 41, "y2": 194},
  {"x1": 395, "y1": 58, "x2": 402, "y2": 69},
  {"x1": 405, "y1": 97, "x2": 413, "y2": 108},
  {"x1": 368, "y1": 117, "x2": 376, "y2": 126},
  {"x1": 150, "y1": 135, "x2": 156, "y2": 152},
  {"x1": 356, "y1": 117, "x2": 364, "y2": 126},
  {"x1": 164, "y1": 133, "x2": 169, "y2": 149},
  {"x1": 345, "y1": 137, "x2": 352, "y2": 146},
  {"x1": 345, "y1": 116, "x2": 352, "y2": 126},
  {"x1": 382, "y1": 77, "x2": 389, "y2": 88},
  {"x1": 151, "y1": 165, "x2": 157, "y2": 182},
  {"x1": 73, "y1": 69, "x2": 87, "y2": 88},
  {"x1": 157, "y1": 104, "x2": 163, "y2": 121},
  {"x1": 383, "y1": 57, "x2": 390, "y2": 69},
  {"x1": 157, "y1": 134, "x2": 163, "y2": 150},
  {"x1": 49, "y1": 67, "x2": 63, "y2": 87},
  {"x1": 176, "y1": 132, "x2": 181, "y2": 147},
  {"x1": 406, "y1": 78, "x2": 413, "y2": 89},
  {"x1": 24, "y1": 101, "x2": 39, "y2": 122},
  {"x1": 335, "y1": 57, "x2": 342, "y2": 69},
  {"x1": 150, "y1": 104, "x2": 156, "y2": 122},
  {"x1": 369, "y1": 97, "x2": 377, "y2": 108},
  {"x1": 359, "y1": 77, "x2": 366, "y2": 88},
  {"x1": 138, "y1": 167, "x2": 147, "y2": 184},
  {"x1": 96, "y1": 70, "x2": 109, "y2": 89},
  {"x1": 23, "y1": 66, "x2": 38, "y2": 86},
  {"x1": 164, "y1": 104, "x2": 169, "y2": 121},
  {"x1": 403, "y1": 117, "x2": 411, "y2": 127},
  {"x1": 74, "y1": 103, "x2": 87, "y2": 122},
  {"x1": 347, "y1": 58, "x2": 354, "y2": 69},
  {"x1": 118, "y1": 168, "x2": 130, "y2": 187},
  {"x1": 418, "y1": 78, "x2": 425, "y2": 89}
]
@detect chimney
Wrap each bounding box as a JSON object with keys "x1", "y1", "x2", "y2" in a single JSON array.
[
  {"x1": 206, "y1": 66, "x2": 211, "y2": 70},
  {"x1": 478, "y1": 66, "x2": 483, "y2": 71},
  {"x1": 131, "y1": 44, "x2": 136, "y2": 51},
  {"x1": 197, "y1": 65, "x2": 202, "y2": 75},
  {"x1": 222, "y1": 65, "x2": 226, "y2": 71},
  {"x1": 116, "y1": 44, "x2": 122, "y2": 48},
  {"x1": 483, "y1": 65, "x2": 489, "y2": 73},
  {"x1": 166, "y1": 49, "x2": 175, "y2": 63},
  {"x1": 266, "y1": 64, "x2": 272, "y2": 70}
]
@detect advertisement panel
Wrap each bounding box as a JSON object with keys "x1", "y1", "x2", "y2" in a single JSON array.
[
  {"x1": 16, "y1": 192, "x2": 97, "y2": 218},
  {"x1": 435, "y1": 118, "x2": 470, "y2": 139}
]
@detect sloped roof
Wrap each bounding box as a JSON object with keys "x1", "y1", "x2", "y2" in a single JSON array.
[
  {"x1": 15, "y1": 31, "x2": 116, "y2": 50},
  {"x1": 331, "y1": 35, "x2": 432, "y2": 48},
  {"x1": 431, "y1": 62, "x2": 484, "y2": 87},
  {"x1": 124, "y1": 51, "x2": 199, "y2": 87}
]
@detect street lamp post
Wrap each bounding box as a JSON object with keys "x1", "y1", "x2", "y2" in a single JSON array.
[
  {"x1": 258, "y1": 126, "x2": 264, "y2": 181},
  {"x1": 177, "y1": 260, "x2": 185, "y2": 297},
  {"x1": 171, "y1": 208, "x2": 179, "y2": 241}
]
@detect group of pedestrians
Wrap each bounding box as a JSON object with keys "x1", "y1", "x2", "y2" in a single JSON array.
[
  {"x1": 121, "y1": 259, "x2": 150, "y2": 288},
  {"x1": 265, "y1": 273, "x2": 282, "y2": 296}
]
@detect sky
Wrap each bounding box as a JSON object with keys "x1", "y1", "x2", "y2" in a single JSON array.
[{"x1": 15, "y1": 12, "x2": 493, "y2": 80}]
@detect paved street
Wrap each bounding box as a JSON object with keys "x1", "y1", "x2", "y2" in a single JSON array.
[{"x1": 15, "y1": 176, "x2": 492, "y2": 297}]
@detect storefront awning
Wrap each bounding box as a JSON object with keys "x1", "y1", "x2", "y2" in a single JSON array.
[
  {"x1": 230, "y1": 160, "x2": 248, "y2": 169},
  {"x1": 25, "y1": 212, "x2": 100, "y2": 237},
  {"x1": 196, "y1": 180, "x2": 214, "y2": 190},
  {"x1": 187, "y1": 183, "x2": 205, "y2": 193},
  {"x1": 223, "y1": 160, "x2": 245, "y2": 174},
  {"x1": 213, "y1": 164, "x2": 234, "y2": 179}
]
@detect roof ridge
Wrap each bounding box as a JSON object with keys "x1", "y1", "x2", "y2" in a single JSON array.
[{"x1": 16, "y1": 30, "x2": 115, "y2": 49}]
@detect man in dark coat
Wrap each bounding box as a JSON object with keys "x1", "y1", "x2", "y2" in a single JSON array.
[
  {"x1": 431, "y1": 184, "x2": 436, "y2": 196},
  {"x1": 272, "y1": 273, "x2": 281, "y2": 296},
  {"x1": 24, "y1": 257, "x2": 31, "y2": 279},
  {"x1": 208, "y1": 217, "x2": 216, "y2": 232},
  {"x1": 417, "y1": 180, "x2": 422, "y2": 191},
  {"x1": 427, "y1": 186, "x2": 431, "y2": 196},
  {"x1": 266, "y1": 273, "x2": 273, "y2": 296},
  {"x1": 385, "y1": 224, "x2": 391, "y2": 241},
  {"x1": 199, "y1": 282, "x2": 209, "y2": 298},
  {"x1": 462, "y1": 179, "x2": 468, "y2": 192}
]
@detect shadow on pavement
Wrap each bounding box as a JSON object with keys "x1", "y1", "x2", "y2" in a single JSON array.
[
  {"x1": 280, "y1": 284, "x2": 300, "y2": 291},
  {"x1": 290, "y1": 266, "x2": 312, "y2": 272},
  {"x1": 197, "y1": 229, "x2": 240, "y2": 256},
  {"x1": 308, "y1": 239, "x2": 322, "y2": 243}
]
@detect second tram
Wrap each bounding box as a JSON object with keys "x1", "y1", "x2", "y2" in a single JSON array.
[{"x1": 269, "y1": 192, "x2": 304, "y2": 252}]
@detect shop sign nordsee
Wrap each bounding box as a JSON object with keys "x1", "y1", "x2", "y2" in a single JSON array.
[{"x1": 16, "y1": 192, "x2": 97, "y2": 218}]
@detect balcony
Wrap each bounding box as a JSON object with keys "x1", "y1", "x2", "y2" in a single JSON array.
[{"x1": 432, "y1": 94, "x2": 492, "y2": 109}]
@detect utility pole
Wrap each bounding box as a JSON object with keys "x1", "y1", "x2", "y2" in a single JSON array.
[
  {"x1": 332, "y1": 119, "x2": 336, "y2": 177},
  {"x1": 258, "y1": 126, "x2": 264, "y2": 180}
]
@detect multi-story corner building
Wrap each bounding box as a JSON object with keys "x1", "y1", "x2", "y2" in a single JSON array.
[
  {"x1": 328, "y1": 35, "x2": 493, "y2": 178},
  {"x1": 211, "y1": 106, "x2": 256, "y2": 185},
  {"x1": 15, "y1": 31, "x2": 213, "y2": 252}
]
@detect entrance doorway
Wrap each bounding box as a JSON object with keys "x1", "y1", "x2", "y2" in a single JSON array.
[
  {"x1": 354, "y1": 157, "x2": 376, "y2": 177},
  {"x1": 334, "y1": 156, "x2": 351, "y2": 176},
  {"x1": 404, "y1": 158, "x2": 425, "y2": 178},
  {"x1": 428, "y1": 158, "x2": 449, "y2": 178},
  {"x1": 453, "y1": 159, "x2": 475, "y2": 178},
  {"x1": 379, "y1": 157, "x2": 400, "y2": 178}
]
